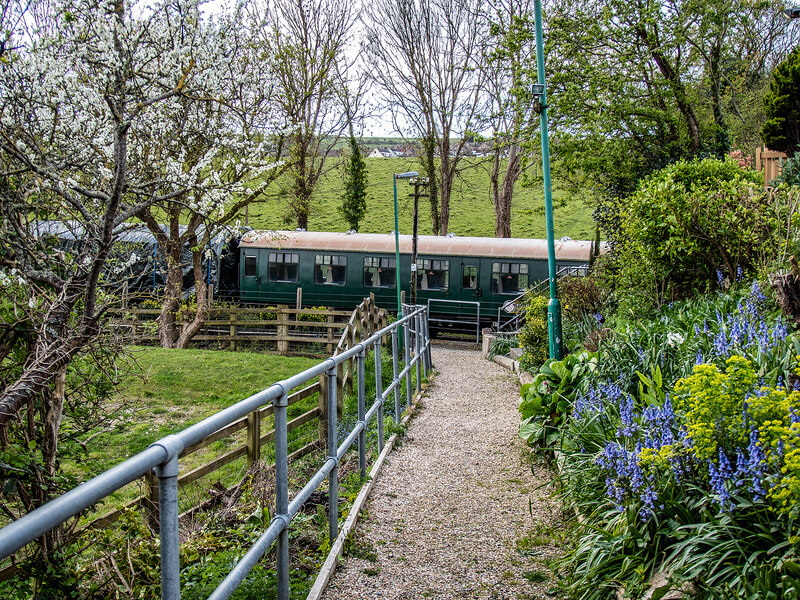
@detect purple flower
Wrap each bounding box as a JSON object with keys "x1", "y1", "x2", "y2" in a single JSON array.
[
  {"x1": 750, "y1": 281, "x2": 766, "y2": 303},
  {"x1": 747, "y1": 429, "x2": 766, "y2": 501},
  {"x1": 708, "y1": 450, "x2": 733, "y2": 510},
  {"x1": 713, "y1": 330, "x2": 730, "y2": 356}
]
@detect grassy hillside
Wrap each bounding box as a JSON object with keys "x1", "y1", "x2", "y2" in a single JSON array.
[{"x1": 245, "y1": 156, "x2": 596, "y2": 240}]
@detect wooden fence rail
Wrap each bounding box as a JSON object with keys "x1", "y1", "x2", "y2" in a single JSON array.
[
  {"x1": 83, "y1": 298, "x2": 385, "y2": 535},
  {"x1": 108, "y1": 305, "x2": 354, "y2": 354},
  {"x1": 0, "y1": 297, "x2": 393, "y2": 583}
]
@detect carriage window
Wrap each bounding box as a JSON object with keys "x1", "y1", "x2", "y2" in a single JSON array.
[
  {"x1": 315, "y1": 254, "x2": 347, "y2": 285},
  {"x1": 491, "y1": 262, "x2": 528, "y2": 294},
  {"x1": 268, "y1": 252, "x2": 299, "y2": 282},
  {"x1": 363, "y1": 257, "x2": 396, "y2": 288},
  {"x1": 416, "y1": 259, "x2": 449, "y2": 291},
  {"x1": 244, "y1": 255, "x2": 257, "y2": 277},
  {"x1": 462, "y1": 265, "x2": 477, "y2": 289}
]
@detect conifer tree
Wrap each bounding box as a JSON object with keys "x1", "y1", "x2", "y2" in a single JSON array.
[
  {"x1": 762, "y1": 48, "x2": 800, "y2": 155},
  {"x1": 339, "y1": 136, "x2": 368, "y2": 231}
]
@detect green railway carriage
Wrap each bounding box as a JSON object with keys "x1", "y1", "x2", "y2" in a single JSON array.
[{"x1": 238, "y1": 230, "x2": 594, "y2": 326}]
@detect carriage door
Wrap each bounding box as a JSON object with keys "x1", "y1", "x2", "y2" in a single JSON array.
[
  {"x1": 241, "y1": 250, "x2": 261, "y2": 299},
  {"x1": 460, "y1": 261, "x2": 480, "y2": 303}
]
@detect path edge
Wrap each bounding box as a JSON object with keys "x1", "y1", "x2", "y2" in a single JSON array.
[{"x1": 305, "y1": 380, "x2": 432, "y2": 600}]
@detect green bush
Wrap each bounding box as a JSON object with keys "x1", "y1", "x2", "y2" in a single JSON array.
[
  {"x1": 614, "y1": 157, "x2": 777, "y2": 316},
  {"x1": 535, "y1": 281, "x2": 800, "y2": 599},
  {"x1": 518, "y1": 295, "x2": 549, "y2": 371}
]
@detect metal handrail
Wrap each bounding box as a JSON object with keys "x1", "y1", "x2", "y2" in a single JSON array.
[
  {"x1": 495, "y1": 264, "x2": 589, "y2": 333},
  {"x1": 424, "y1": 298, "x2": 481, "y2": 343},
  {"x1": 0, "y1": 305, "x2": 432, "y2": 600}
]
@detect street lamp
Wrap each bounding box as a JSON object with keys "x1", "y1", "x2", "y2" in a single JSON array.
[
  {"x1": 393, "y1": 171, "x2": 418, "y2": 317},
  {"x1": 785, "y1": 6, "x2": 800, "y2": 18},
  {"x1": 532, "y1": 0, "x2": 563, "y2": 360}
]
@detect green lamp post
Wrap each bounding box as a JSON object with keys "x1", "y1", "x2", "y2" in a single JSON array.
[
  {"x1": 533, "y1": 0, "x2": 563, "y2": 359},
  {"x1": 393, "y1": 171, "x2": 419, "y2": 316}
]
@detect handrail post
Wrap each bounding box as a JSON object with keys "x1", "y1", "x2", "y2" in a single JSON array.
[
  {"x1": 424, "y1": 309, "x2": 432, "y2": 374},
  {"x1": 274, "y1": 392, "x2": 289, "y2": 600},
  {"x1": 357, "y1": 347, "x2": 367, "y2": 479},
  {"x1": 403, "y1": 317, "x2": 411, "y2": 410},
  {"x1": 415, "y1": 312, "x2": 422, "y2": 394},
  {"x1": 374, "y1": 344, "x2": 384, "y2": 452},
  {"x1": 155, "y1": 454, "x2": 180, "y2": 600},
  {"x1": 326, "y1": 366, "x2": 338, "y2": 544},
  {"x1": 391, "y1": 327, "x2": 400, "y2": 424}
]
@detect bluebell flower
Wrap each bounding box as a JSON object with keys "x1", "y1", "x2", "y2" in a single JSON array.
[
  {"x1": 747, "y1": 429, "x2": 766, "y2": 501},
  {"x1": 750, "y1": 281, "x2": 766, "y2": 303},
  {"x1": 717, "y1": 270, "x2": 725, "y2": 287},
  {"x1": 708, "y1": 450, "x2": 733, "y2": 511},
  {"x1": 713, "y1": 330, "x2": 729, "y2": 356},
  {"x1": 695, "y1": 351, "x2": 704, "y2": 365}
]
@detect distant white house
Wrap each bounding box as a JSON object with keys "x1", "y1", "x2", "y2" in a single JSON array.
[{"x1": 368, "y1": 148, "x2": 385, "y2": 158}]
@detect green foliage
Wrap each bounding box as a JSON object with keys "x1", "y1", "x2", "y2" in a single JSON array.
[
  {"x1": 673, "y1": 356, "x2": 756, "y2": 461},
  {"x1": 532, "y1": 280, "x2": 800, "y2": 599},
  {"x1": 615, "y1": 158, "x2": 775, "y2": 315},
  {"x1": 559, "y1": 275, "x2": 605, "y2": 324},
  {"x1": 518, "y1": 351, "x2": 598, "y2": 451},
  {"x1": 776, "y1": 151, "x2": 800, "y2": 187},
  {"x1": 518, "y1": 295, "x2": 548, "y2": 371},
  {"x1": 762, "y1": 47, "x2": 800, "y2": 156},
  {"x1": 488, "y1": 333, "x2": 518, "y2": 359},
  {"x1": 339, "y1": 137, "x2": 368, "y2": 231}
]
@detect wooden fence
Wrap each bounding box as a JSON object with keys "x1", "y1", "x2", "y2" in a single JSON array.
[
  {"x1": 318, "y1": 294, "x2": 388, "y2": 443},
  {"x1": 0, "y1": 297, "x2": 390, "y2": 582},
  {"x1": 101, "y1": 296, "x2": 386, "y2": 530},
  {"x1": 108, "y1": 305, "x2": 355, "y2": 354},
  {"x1": 756, "y1": 147, "x2": 788, "y2": 187}
]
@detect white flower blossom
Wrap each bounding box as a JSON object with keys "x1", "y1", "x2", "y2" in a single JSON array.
[{"x1": 667, "y1": 332, "x2": 685, "y2": 347}]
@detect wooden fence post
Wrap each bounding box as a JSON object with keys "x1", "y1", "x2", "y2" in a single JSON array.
[
  {"x1": 277, "y1": 305, "x2": 289, "y2": 354},
  {"x1": 229, "y1": 312, "x2": 237, "y2": 351},
  {"x1": 246, "y1": 410, "x2": 261, "y2": 467},
  {"x1": 326, "y1": 312, "x2": 335, "y2": 355},
  {"x1": 143, "y1": 470, "x2": 159, "y2": 532}
]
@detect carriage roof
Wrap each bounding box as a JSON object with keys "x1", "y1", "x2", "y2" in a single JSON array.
[{"x1": 240, "y1": 231, "x2": 597, "y2": 262}]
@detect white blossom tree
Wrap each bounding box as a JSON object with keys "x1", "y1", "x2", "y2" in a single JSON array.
[{"x1": 0, "y1": 0, "x2": 280, "y2": 568}]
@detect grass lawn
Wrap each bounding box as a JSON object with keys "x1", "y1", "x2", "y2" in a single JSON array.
[
  {"x1": 244, "y1": 156, "x2": 596, "y2": 240},
  {"x1": 73, "y1": 346, "x2": 322, "y2": 512}
]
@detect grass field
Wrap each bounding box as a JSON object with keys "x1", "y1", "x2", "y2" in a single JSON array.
[
  {"x1": 245, "y1": 156, "x2": 596, "y2": 240},
  {"x1": 68, "y1": 347, "x2": 321, "y2": 512}
]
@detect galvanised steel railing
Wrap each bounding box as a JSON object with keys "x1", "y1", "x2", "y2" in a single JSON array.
[
  {"x1": 425, "y1": 298, "x2": 481, "y2": 343},
  {"x1": 495, "y1": 264, "x2": 590, "y2": 333},
  {"x1": 0, "y1": 305, "x2": 432, "y2": 600}
]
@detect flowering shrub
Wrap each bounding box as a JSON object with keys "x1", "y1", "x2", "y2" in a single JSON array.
[
  {"x1": 539, "y1": 281, "x2": 800, "y2": 598},
  {"x1": 518, "y1": 295, "x2": 549, "y2": 371}
]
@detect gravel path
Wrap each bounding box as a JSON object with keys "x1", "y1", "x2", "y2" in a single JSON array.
[{"x1": 320, "y1": 345, "x2": 562, "y2": 600}]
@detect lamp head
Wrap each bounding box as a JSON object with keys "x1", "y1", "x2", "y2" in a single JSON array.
[{"x1": 785, "y1": 6, "x2": 800, "y2": 18}]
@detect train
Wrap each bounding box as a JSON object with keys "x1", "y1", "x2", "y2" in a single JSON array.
[
  {"x1": 35, "y1": 222, "x2": 598, "y2": 330},
  {"x1": 237, "y1": 230, "x2": 596, "y2": 329}
]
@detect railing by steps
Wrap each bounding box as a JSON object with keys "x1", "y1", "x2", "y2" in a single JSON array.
[{"x1": 495, "y1": 264, "x2": 589, "y2": 334}]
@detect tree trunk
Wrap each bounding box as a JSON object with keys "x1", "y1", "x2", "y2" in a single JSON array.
[
  {"x1": 157, "y1": 242, "x2": 184, "y2": 348},
  {"x1": 422, "y1": 135, "x2": 440, "y2": 236},
  {"x1": 175, "y1": 246, "x2": 210, "y2": 349},
  {"x1": 492, "y1": 143, "x2": 522, "y2": 238},
  {"x1": 770, "y1": 257, "x2": 800, "y2": 327}
]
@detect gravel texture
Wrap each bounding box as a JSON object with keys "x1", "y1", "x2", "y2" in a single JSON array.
[{"x1": 320, "y1": 345, "x2": 562, "y2": 600}]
